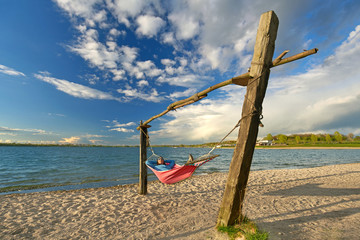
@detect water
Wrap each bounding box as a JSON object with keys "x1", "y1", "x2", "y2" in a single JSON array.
[{"x1": 1, "y1": 146, "x2": 359, "y2": 194}]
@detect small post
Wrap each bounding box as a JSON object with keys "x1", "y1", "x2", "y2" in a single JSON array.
[
  {"x1": 217, "y1": 10, "x2": 279, "y2": 226},
  {"x1": 139, "y1": 121, "x2": 149, "y2": 195}
]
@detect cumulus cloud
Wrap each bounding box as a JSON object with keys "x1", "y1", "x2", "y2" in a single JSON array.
[
  {"x1": 0, "y1": 64, "x2": 26, "y2": 76},
  {"x1": 137, "y1": 80, "x2": 149, "y2": 87},
  {"x1": 117, "y1": 85, "x2": 164, "y2": 102},
  {"x1": 168, "y1": 9, "x2": 200, "y2": 40},
  {"x1": 59, "y1": 136, "x2": 81, "y2": 144},
  {"x1": 55, "y1": 0, "x2": 100, "y2": 18},
  {"x1": 55, "y1": 0, "x2": 108, "y2": 28},
  {"x1": 51, "y1": 0, "x2": 360, "y2": 144},
  {"x1": 105, "y1": 120, "x2": 136, "y2": 132},
  {"x1": 153, "y1": 95, "x2": 242, "y2": 143},
  {"x1": 34, "y1": 72, "x2": 120, "y2": 101},
  {"x1": 154, "y1": 23, "x2": 360, "y2": 142},
  {"x1": 259, "y1": 24, "x2": 360, "y2": 135},
  {"x1": 69, "y1": 28, "x2": 127, "y2": 71},
  {"x1": 136, "y1": 15, "x2": 165, "y2": 37}
]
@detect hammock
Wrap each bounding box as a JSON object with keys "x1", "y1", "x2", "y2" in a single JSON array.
[
  {"x1": 140, "y1": 117, "x2": 243, "y2": 184},
  {"x1": 146, "y1": 154, "x2": 219, "y2": 184}
]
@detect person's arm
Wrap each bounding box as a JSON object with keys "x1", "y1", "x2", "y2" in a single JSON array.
[
  {"x1": 165, "y1": 160, "x2": 175, "y2": 168},
  {"x1": 146, "y1": 160, "x2": 157, "y2": 168}
]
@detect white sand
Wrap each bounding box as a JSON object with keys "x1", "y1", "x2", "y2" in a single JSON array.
[{"x1": 1, "y1": 163, "x2": 359, "y2": 239}]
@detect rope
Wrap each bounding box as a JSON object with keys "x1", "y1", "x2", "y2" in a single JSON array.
[
  {"x1": 139, "y1": 127, "x2": 160, "y2": 161},
  {"x1": 207, "y1": 72, "x2": 265, "y2": 155},
  {"x1": 140, "y1": 70, "x2": 267, "y2": 161}
]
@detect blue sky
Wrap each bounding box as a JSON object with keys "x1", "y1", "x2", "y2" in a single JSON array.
[{"x1": 1, "y1": 0, "x2": 360, "y2": 145}]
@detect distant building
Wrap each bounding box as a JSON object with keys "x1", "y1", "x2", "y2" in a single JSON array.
[{"x1": 256, "y1": 140, "x2": 273, "y2": 146}]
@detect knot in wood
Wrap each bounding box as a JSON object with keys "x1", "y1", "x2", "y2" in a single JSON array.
[
  {"x1": 192, "y1": 93, "x2": 199, "y2": 101},
  {"x1": 167, "y1": 105, "x2": 175, "y2": 111}
]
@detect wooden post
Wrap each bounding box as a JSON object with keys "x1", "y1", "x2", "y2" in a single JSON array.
[
  {"x1": 139, "y1": 121, "x2": 149, "y2": 195},
  {"x1": 217, "y1": 11, "x2": 279, "y2": 226}
]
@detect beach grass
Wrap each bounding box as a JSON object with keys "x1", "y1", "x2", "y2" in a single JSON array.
[{"x1": 217, "y1": 216, "x2": 269, "y2": 240}]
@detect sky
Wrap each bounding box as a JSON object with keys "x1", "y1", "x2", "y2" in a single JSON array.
[{"x1": 1, "y1": 0, "x2": 360, "y2": 145}]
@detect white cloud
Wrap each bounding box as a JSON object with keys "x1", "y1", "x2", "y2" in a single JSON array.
[
  {"x1": 48, "y1": 113, "x2": 66, "y2": 117},
  {"x1": 156, "y1": 74, "x2": 211, "y2": 88},
  {"x1": 105, "y1": 0, "x2": 148, "y2": 27},
  {"x1": 0, "y1": 64, "x2": 26, "y2": 76},
  {"x1": 52, "y1": 0, "x2": 360, "y2": 144},
  {"x1": 168, "y1": 10, "x2": 200, "y2": 40},
  {"x1": 59, "y1": 136, "x2": 81, "y2": 144},
  {"x1": 259, "y1": 24, "x2": 360, "y2": 135},
  {"x1": 55, "y1": 0, "x2": 107, "y2": 28},
  {"x1": 0, "y1": 126, "x2": 51, "y2": 135},
  {"x1": 109, "y1": 127, "x2": 134, "y2": 133},
  {"x1": 35, "y1": 73, "x2": 120, "y2": 101},
  {"x1": 137, "y1": 80, "x2": 149, "y2": 87},
  {"x1": 117, "y1": 85, "x2": 164, "y2": 102},
  {"x1": 161, "y1": 58, "x2": 176, "y2": 66},
  {"x1": 161, "y1": 32, "x2": 175, "y2": 44},
  {"x1": 153, "y1": 96, "x2": 242, "y2": 143},
  {"x1": 69, "y1": 28, "x2": 120, "y2": 70},
  {"x1": 108, "y1": 28, "x2": 125, "y2": 39},
  {"x1": 58, "y1": 134, "x2": 107, "y2": 144},
  {"x1": 154, "y1": 23, "x2": 360, "y2": 142},
  {"x1": 136, "y1": 15, "x2": 165, "y2": 37},
  {"x1": 55, "y1": 0, "x2": 99, "y2": 17},
  {"x1": 113, "y1": 121, "x2": 136, "y2": 127},
  {"x1": 68, "y1": 27, "x2": 142, "y2": 81},
  {"x1": 105, "y1": 120, "x2": 136, "y2": 132},
  {"x1": 169, "y1": 88, "x2": 196, "y2": 100}
]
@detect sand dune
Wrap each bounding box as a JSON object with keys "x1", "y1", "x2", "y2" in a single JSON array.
[{"x1": 1, "y1": 163, "x2": 359, "y2": 239}]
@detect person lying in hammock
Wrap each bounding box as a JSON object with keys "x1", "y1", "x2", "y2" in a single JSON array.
[
  {"x1": 147, "y1": 154, "x2": 212, "y2": 171},
  {"x1": 146, "y1": 156, "x2": 176, "y2": 171}
]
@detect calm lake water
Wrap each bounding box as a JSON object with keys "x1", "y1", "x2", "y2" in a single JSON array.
[{"x1": 1, "y1": 146, "x2": 359, "y2": 194}]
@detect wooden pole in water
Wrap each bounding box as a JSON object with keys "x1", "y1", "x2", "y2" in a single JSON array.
[
  {"x1": 217, "y1": 10, "x2": 279, "y2": 226},
  {"x1": 139, "y1": 121, "x2": 150, "y2": 195}
]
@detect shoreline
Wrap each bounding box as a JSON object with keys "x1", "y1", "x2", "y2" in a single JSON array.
[
  {"x1": 2, "y1": 143, "x2": 360, "y2": 149},
  {"x1": 1, "y1": 163, "x2": 359, "y2": 239},
  {"x1": 2, "y1": 160, "x2": 359, "y2": 195},
  {"x1": 255, "y1": 146, "x2": 360, "y2": 149}
]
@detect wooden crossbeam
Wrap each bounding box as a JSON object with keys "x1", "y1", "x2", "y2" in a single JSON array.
[{"x1": 137, "y1": 48, "x2": 318, "y2": 130}]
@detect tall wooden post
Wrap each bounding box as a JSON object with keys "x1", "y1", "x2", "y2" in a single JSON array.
[
  {"x1": 217, "y1": 11, "x2": 279, "y2": 226},
  {"x1": 139, "y1": 121, "x2": 149, "y2": 195}
]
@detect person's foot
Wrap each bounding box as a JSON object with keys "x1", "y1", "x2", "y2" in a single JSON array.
[{"x1": 185, "y1": 154, "x2": 194, "y2": 165}]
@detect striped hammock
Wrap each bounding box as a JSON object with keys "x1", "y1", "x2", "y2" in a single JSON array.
[{"x1": 146, "y1": 154, "x2": 219, "y2": 184}]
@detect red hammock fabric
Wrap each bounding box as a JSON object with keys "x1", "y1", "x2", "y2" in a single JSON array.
[{"x1": 146, "y1": 157, "x2": 216, "y2": 184}]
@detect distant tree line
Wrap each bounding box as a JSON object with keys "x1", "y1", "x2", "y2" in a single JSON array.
[{"x1": 263, "y1": 131, "x2": 360, "y2": 145}]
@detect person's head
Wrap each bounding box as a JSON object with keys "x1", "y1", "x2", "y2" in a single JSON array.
[{"x1": 157, "y1": 156, "x2": 164, "y2": 165}]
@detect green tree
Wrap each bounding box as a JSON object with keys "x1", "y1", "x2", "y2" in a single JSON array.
[
  {"x1": 334, "y1": 131, "x2": 343, "y2": 142},
  {"x1": 278, "y1": 134, "x2": 288, "y2": 144},
  {"x1": 311, "y1": 134, "x2": 318, "y2": 144},
  {"x1": 295, "y1": 135, "x2": 301, "y2": 144},
  {"x1": 325, "y1": 134, "x2": 332, "y2": 143},
  {"x1": 265, "y1": 133, "x2": 274, "y2": 141},
  {"x1": 347, "y1": 133, "x2": 354, "y2": 141}
]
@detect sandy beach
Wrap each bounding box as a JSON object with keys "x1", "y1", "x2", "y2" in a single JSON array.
[{"x1": 1, "y1": 163, "x2": 359, "y2": 240}]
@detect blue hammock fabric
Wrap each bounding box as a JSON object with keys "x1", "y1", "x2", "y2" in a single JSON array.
[{"x1": 145, "y1": 160, "x2": 175, "y2": 171}]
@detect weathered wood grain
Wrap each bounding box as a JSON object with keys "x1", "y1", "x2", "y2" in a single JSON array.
[{"x1": 217, "y1": 10, "x2": 279, "y2": 227}]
